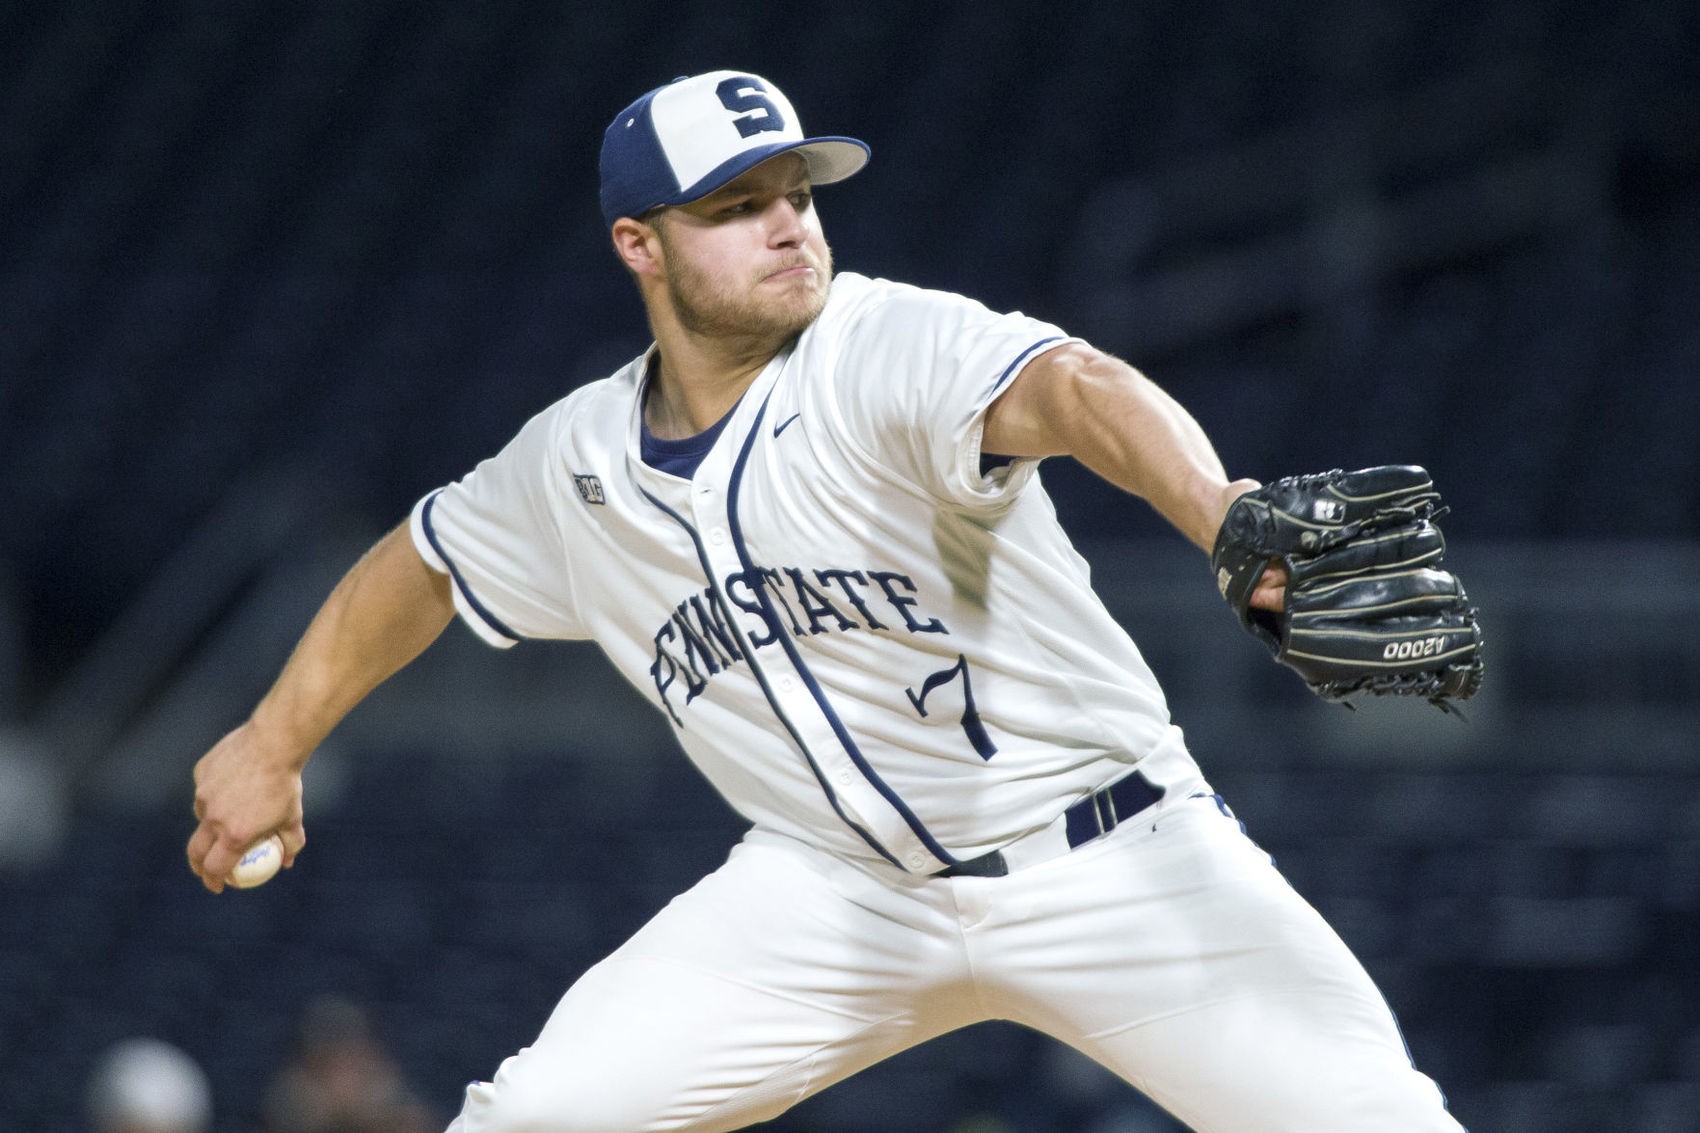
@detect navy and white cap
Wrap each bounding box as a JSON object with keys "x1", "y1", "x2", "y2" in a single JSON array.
[{"x1": 599, "y1": 70, "x2": 870, "y2": 229}]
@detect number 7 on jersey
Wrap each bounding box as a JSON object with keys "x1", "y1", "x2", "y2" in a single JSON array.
[{"x1": 906, "y1": 654, "x2": 998, "y2": 761}]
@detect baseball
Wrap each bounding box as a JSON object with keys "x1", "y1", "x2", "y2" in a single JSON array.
[{"x1": 227, "y1": 834, "x2": 283, "y2": 889}]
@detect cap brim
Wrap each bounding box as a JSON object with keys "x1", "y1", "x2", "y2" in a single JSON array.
[
  {"x1": 792, "y1": 137, "x2": 871, "y2": 187},
  {"x1": 665, "y1": 136, "x2": 870, "y2": 210}
]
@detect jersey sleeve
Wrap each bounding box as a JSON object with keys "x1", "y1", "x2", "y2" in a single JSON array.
[
  {"x1": 829, "y1": 282, "x2": 1077, "y2": 509},
  {"x1": 409, "y1": 405, "x2": 587, "y2": 647}
]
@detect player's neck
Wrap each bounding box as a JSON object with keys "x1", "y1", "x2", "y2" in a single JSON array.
[{"x1": 644, "y1": 329, "x2": 784, "y2": 440}]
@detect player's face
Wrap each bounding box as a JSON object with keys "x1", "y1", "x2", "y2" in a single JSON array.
[{"x1": 653, "y1": 155, "x2": 833, "y2": 342}]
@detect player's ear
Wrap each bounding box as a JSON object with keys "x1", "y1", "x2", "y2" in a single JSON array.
[{"x1": 610, "y1": 217, "x2": 664, "y2": 278}]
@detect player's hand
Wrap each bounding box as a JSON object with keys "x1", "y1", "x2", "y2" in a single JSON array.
[
  {"x1": 1216, "y1": 480, "x2": 1287, "y2": 611},
  {"x1": 1247, "y1": 562, "x2": 1288, "y2": 612},
  {"x1": 186, "y1": 721, "x2": 306, "y2": 894}
]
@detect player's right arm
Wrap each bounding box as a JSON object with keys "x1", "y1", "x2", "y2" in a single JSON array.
[{"x1": 185, "y1": 522, "x2": 454, "y2": 893}]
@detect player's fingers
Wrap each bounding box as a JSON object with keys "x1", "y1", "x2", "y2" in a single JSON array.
[
  {"x1": 185, "y1": 822, "x2": 213, "y2": 875},
  {"x1": 185, "y1": 824, "x2": 229, "y2": 894},
  {"x1": 1248, "y1": 561, "x2": 1289, "y2": 612},
  {"x1": 279, "y1": 824, "x2": 306, "y2": 868},
  {"x1": 197, "y1": 831, "x2": 253, "y2": 894}
]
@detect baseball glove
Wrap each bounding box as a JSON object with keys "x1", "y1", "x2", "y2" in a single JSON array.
[{"x1": 1210, "y1": 466, "x2": 1484, "y2": 710}]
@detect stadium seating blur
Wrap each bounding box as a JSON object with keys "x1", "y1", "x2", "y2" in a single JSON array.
[{"x1": 2, "y1": 2, "x2": 1697, "y2": 1130}]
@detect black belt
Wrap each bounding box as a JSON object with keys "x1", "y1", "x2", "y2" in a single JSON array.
[{"x1": 936, "y1": 770, "x2": 1166, "y2": 879}]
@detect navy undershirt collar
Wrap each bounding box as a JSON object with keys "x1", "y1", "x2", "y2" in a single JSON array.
[
  {"x1": 637, "y1": 350, "x2": 741, "y2": 478},
  {"x1": 640, "y1": 407, "x2": 735, "y2": 479}
]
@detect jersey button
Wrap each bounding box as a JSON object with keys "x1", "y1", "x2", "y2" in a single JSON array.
[
  {"x1": 906, "y1": 852, "x2": 928, "y2": 870},
  {"x1": 708, "y1": 528, "x2": 728, "y2": 545},
  {"x1": 835, "y1": 768, "x2": 852, "y2": 785}
]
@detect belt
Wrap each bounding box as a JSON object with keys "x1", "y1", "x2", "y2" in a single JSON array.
[{"x1": 935, "y1": 770, "x2": 1166, "y2": 879}]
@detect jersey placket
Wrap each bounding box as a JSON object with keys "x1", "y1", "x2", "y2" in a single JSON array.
[{"x1": 703, "y1": 389, "x2": 956, "y2": 875}]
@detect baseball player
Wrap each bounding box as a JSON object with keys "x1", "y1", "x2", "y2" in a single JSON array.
[{"x1": 187, "y1": 70, "x2": 1466, "y2": 1131}]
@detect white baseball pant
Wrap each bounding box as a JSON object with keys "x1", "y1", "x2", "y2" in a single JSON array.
[{"x1": 446, "y1": 793, "x2": 1464, "y2": 1132}]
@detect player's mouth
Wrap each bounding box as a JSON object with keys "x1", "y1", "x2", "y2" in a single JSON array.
[{"x1": 762, "y1": 258, "x2": 819, "y2": 283}]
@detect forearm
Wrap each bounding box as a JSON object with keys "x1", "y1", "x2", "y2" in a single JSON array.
[
  {"x1": 984, "y1": 343, "x2": 1256, "y2": 552},
  {"x1": 249, "y1": 521, "x2": 455, "y2": 767},
  {"x1": 1062, "y1": 359, "x2": 1240, "y2": 551}
]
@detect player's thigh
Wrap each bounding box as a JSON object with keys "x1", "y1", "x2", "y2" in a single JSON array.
[
  {"x1": 1083, "y1": 986, "x2": 1461, "y2": 1133},
  {"x1": 983, "y1": 798, "x2": 1460, "y2": 1132},
  {"x1": 448, "y1": 832, "x2": 972, "y2": 1133}
]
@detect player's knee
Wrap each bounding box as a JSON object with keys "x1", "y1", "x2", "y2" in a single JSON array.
[
  {"x1": 1272, "y1": 1056, "x2": 1460, "y2": 1132},
  {"x1": 454, "y1": 1084, "x2": 595, "y2": 1133},
  {"x1": 452, "y1": 1056, "x2": 666, "y2": 1133}
]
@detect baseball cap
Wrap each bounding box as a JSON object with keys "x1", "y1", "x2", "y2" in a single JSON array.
[{"x1": 599, "y1": 70, "x2": 869, "y2": 228}]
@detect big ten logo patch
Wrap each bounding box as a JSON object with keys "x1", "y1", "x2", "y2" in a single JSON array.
[{"x1": 574, "y1": 473, "x2": 606, "y2": 505}]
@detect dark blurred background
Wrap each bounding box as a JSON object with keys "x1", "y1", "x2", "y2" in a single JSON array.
[{"x1": 2, "y1": 1, "x2": 1697, "y2": 1130}]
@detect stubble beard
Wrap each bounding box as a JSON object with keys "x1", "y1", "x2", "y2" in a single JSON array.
[{"x1": 663, "y1": 239, "x2": 834, "y2": 346}]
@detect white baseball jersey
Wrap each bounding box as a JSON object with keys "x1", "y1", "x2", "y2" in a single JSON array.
[
  {"x1": 411, "y1": 270, "x2": 1210, "y2": 875},
  {"x1": 418, "y1": 269, "x2": 1464, "y2": 1133}
]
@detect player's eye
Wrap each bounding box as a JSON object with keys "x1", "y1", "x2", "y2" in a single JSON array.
[{"x1": 788, "y1": 189, "x2": 813, "y2": 211}]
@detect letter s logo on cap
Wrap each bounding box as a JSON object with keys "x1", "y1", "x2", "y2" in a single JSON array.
[{"x1": 716, "y1": 76, "x2": 786, "y2": 138}]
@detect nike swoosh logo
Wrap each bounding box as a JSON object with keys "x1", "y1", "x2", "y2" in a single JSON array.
[{"x1": 773, "y1": 413, "x2": 802, "y2": 438}]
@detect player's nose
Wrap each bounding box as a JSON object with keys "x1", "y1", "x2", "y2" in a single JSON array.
[{"x1": 763, "y1": 197, "x2": 808, "y2": 247}]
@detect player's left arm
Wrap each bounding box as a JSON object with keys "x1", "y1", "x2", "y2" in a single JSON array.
[{"x1": 982, "y1": 342, "x2": 1283, "y2": 607}]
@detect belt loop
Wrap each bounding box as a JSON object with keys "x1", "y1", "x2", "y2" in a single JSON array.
[
  {"x1": 1067, "y1": 770, "x2": 1165, "y2": 851},
  {"x1": 1094, "y1": 788, "x2": 1116, "y2": 835}
]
